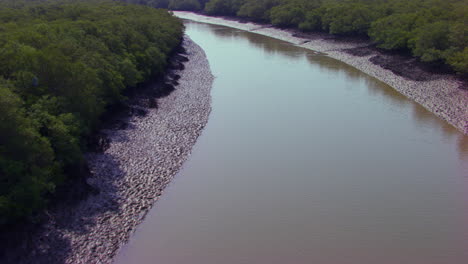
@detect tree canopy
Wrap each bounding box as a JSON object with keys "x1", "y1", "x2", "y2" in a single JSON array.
[
  {"x1": 0, "y1": 0, "x2": 183, "y2": 225},
  {"x1": 132, "y1": 0, "x2": 467, "y2": 74}
]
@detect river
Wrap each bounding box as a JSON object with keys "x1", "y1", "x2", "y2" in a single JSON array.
[{"x1": 113, "y1": 21, "x2": 468, "y2": 264}]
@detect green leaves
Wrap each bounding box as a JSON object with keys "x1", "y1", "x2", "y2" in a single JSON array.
[
  {"x1": 370, "y1": 13, "x2": 418, "y2": 50},
  {"x1": 237, "y1": 0, "x2": 279, "y2": 21},
  {"x1": 0, "y1": 85, "x2": 57, "y2": 224},
  {"x1": 369, "y1": 2, "x2": 467, "y2": 72},
  {"x1": 205, "y1": 0, "x2": 246, "y2": 16},
  {"x1": 169, "y1": 0, "x2": 203, "y2": 10},
  {"x1": 270, "y1": 1, "x2": 311, "y2": 27},
  {"x1": 192, "y1": 0, "x2": 467, "y2": 74},
  {"x1": 0, "y1": 1, "x2": 183, "y2": 224},
  {"x1": 409, "y1": 21, "x2": 451, "y2": 62},
  {"x1": 321, "y1": 3, "x2": 380, "y2": 35}
]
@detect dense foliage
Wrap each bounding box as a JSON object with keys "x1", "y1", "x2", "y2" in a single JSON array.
[
  {"x1": 0, "y1": 0, "x2": 183, "y2": 225},
  {"x1": 134, "y1": 0, "x2": 467, "y2": 74},
  {"x1": 121, "y1": 0, "x2": 210, "y2": 10}
]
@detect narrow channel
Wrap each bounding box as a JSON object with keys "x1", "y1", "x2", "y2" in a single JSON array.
[{"x1": 114, "y1": 21, "x2": 468, "y2": 264}]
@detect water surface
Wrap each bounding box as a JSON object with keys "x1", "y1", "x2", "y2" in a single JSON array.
[{"x1": 114, "y1": 21, "x2": 468, "y2": 264}]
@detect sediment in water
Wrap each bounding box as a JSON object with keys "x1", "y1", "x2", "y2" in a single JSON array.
[{"x1": 174, "y1": 11, "x2": 468, "y2": 135}]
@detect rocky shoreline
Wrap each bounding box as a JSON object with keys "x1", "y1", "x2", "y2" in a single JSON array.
[
  {"x1": 1, "y1": 36, "x2": 213, "y2": 264},
  {"x1": 174, "y1": 11, "x2": 468, "y2": 135}
]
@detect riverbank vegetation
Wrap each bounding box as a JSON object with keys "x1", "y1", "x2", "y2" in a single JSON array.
[
  {"x1": 0, "y1": 0, "x2": 183, "y2": 225},
  {"x1": 130, "y1": 0, "x2": 467, "y2": 74}
]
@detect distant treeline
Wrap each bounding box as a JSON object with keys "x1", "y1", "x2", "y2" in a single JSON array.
[
  {"x1": 127, "y1": 0, "x2": 467, "y2": 74},
  {"x1": 0, "y1": 0, "x2": 183, "y2": 225}
]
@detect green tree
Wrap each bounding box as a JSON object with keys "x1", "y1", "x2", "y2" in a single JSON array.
[
  {"x1": 0, "y1": 84, "x2": 58, "y2": 224},
  {"x1": 205, "y1": 0, "x2": 246, "y2": 16},
  {"x1": 169, "y1": 0, "x2": 202, "y2": 10},
  {"x1": 409, "y1": 21, "x2": 451, "y2": 62},
  {"x1": 0, "y1": 0, "x2": 184, "y2": 225},
  {"x1": 237, "y1": 0, "x2": 280, "y2": 21},
  {"x1": 369, "y1": 13, "x2": 419, "y2": 50}
]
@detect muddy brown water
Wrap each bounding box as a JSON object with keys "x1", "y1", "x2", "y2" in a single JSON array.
[{"x1": 113, "y1": 21, "x2": 468, "y2": 264}]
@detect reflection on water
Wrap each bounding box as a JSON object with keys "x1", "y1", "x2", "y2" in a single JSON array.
[
  {"x1": 211, "y1": 27, "x2": 306, "y2": 59},
  {"x1": 458, "y1": 135, "x2": 468, "y2": 160},
  {"x1": 114, "y1": 21, "x2": 468, "y2": 264},
  {"x1": 363, "y1": 77, "x2": 409, "y2": 109}
]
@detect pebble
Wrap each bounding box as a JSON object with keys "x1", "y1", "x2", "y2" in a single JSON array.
[
  {"x1": 174, "y1": 11, "x2": 468, "y2": 135},
  {"x1": 3, "y1": 36, "x2": 213, "y2": 264}
]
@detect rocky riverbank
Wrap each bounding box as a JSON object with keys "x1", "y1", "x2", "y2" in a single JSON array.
[
  {"x1": 1, "y1": 36, "x2": 213, "y2": 264},
  {"x1": 174, "y1": 11, "x2": 468, "y2": 135}
]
